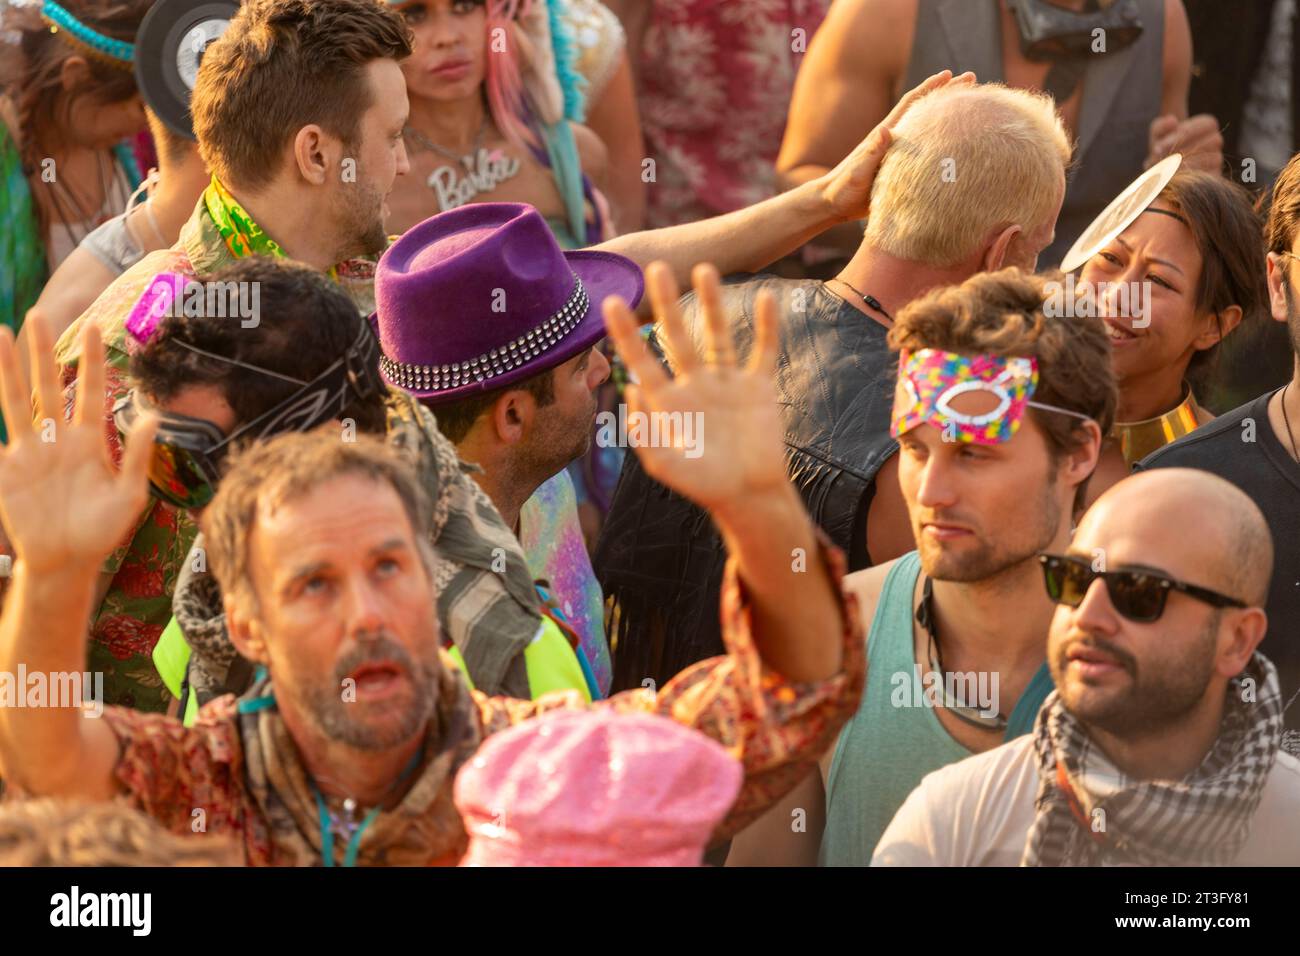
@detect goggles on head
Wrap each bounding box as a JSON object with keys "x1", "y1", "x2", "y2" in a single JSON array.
[
  {"x1": 890, "y1": 348, "x2": 1093, "y2": 445},
  {"x1": 1006, "y1": 0, "x2": 1143, "y2": 61},
  {"x1": 116, "y1": 310, "x2": 385, "y2": 510}
]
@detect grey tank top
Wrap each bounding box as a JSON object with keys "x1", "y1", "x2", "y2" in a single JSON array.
[
  {"x1": 819, "y1": 551, "x2": 1054, "y2": 865},
  {"x1": 80, "y1": 208, "x2": 146, "y2": 278},
  {"x1": 902, "y1": 0, "x2": 1165, "y2": 268}
]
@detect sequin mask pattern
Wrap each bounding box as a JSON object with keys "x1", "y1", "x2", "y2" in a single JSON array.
[{"x1": 891, "y1": 348, "x2": 1042, "y2": 445}]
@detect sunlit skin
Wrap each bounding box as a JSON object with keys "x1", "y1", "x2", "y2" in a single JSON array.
[
  {"x1": 225, "y1": 474, "x2": 442, "y2": 805},
  {"x1": 384, "y1": 0, "x2": 605, "y2": 235},
  {"x1": 60, "y1": 82, "x2": 146, "y2": 150},
  {"x1": 338, "y1": 59, "x2": 412, "y2": 257},
  {"x1": 457, "y1": 345, "x2": 610, "y2": 530},
  {"x1": 890, "y1": 408, "x2": 1097, "y2": 752},
  {"x1": 233, "y1": 59, "x2": 410, "y2": 270},
  {"x1": 1047, "y1": 475, "x2": 1265, "y2": 780},
  {"x1": 1079, "y1": 203, "x2": 1239, "y2": 423},
  {"x1": 396, "y1": 0, "x2": 488, "y2": 103},
  {"x1": 896, "y1": 411, "x2": 1072, "y2": 584},
  {"x1": 860, "y1": 172, "x2": 1065, "y2": 567}
]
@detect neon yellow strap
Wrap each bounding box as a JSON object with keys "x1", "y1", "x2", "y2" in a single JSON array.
[
  {"x1": 442, "y1": 618, "x2": 588, "y2": 701},
  {"x1": 152, "y1": 616, "x2": 199, "y2": 726},
  {"x1": 444, "y1": 645, "x2": 476, "y2": 692},
  {"x1": 524, "y1": 616, "x2": 592, "y2": 702}
]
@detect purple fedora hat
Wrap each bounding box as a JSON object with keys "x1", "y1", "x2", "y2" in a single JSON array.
[{"x1": 370, "y1": 203, "x2": 643, "y2": 404}]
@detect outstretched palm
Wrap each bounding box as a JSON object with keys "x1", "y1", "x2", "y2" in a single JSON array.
[
  {"x1": 602, "y1": 262, "x2": 789, "y2": 513},
  {"x1": 0, "y1": 318, "x2": 157, "y2": 576}
]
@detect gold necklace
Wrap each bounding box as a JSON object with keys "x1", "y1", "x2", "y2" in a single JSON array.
[{"x1": 1112, "y1": 384, "x2": 1202, "y2": 466}]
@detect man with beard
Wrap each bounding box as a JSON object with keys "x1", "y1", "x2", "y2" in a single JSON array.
[
  {"x1": 1138, "y1": 151, "x2": 1300, "y2": 750},
  {"x1": 118, "y1": 258, "x2": 553, "y2": 710},
  {"x1": 727, "y1": 269, "x2": 1113, "y2": 865},
  {"x1": 42, "y1": 0, "x2": 949, "y2": 710},
  {"x1": 0, "y1": 264, "x2": 864, "y2": 866},
  {"x1": 597, "y1": 78, "x2": 1071, "y2": 696},
  {"x1": 369, "y1": 203, "x2": 637, "y2": 697},
  {"x1": 44, "y1": 0, "x2": 418, "y2": 710},
  {"x1": 873, "y1": 469, "x2": 1299, "y2": 866}
]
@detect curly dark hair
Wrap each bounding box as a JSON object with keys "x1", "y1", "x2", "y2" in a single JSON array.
[{"x1": 128, "y1": 257, "x2": 388, "y2": 436}]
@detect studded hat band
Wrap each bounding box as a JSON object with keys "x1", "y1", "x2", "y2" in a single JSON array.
[{"x1": 380, "y1": 276, "x2": 591, "y2": 394}]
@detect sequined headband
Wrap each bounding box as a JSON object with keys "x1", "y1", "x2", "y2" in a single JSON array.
[
  {"x1": 891, "y1": 348, "x2": 1094, "y2": 445},
  {"x1": 41, "y1": 1, "x2": 134, "y2": 68}
]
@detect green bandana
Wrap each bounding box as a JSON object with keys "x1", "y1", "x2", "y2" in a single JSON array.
[{"x1": 202, "y1": 175, "x2": 286, "y2": 260}]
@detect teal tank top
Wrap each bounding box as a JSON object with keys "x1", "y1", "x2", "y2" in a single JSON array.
[{"x1": 819, "y1": 551, "x2": 1054, "y2": 865}]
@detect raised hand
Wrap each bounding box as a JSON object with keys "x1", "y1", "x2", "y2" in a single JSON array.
[
  {"x1": 601, "y1": 261, "x2": 788, "y2": 516},
  {"x1": 0, "y1": 317, "x2": 158, "y2": 577},
  {"x1": 820, "y1": 69, "x2": 976, "y2": 223}
]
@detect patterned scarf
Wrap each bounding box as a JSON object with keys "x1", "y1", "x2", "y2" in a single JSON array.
[
  {"x1": 237, "y1": 661, "x2": 484, "y2": 867},
  {"x1": 202, "y1": 175, "x2": 286, "y2": 260},
  {"x1": 1022, "y1": 653, "x2": 1283, "y2": 866},
  {"x1": 176, "y1": 391, "x2": 543, "y2": 703}
]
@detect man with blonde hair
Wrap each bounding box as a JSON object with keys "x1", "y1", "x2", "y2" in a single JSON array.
[
  {"x1": 597, "y1": 79, "x2": 1073, "y2": 695},
  {"x1": 863, "y1": 83, "x2": 1071, "y2": 267}
]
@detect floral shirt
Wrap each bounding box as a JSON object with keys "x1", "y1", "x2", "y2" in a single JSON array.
[
  {"x1": 96, "y1": 539, "x2": 864, "y2": 865},
  {"x1": 49, "y1": 199, "x2": 380, "y2": 711},
  {"x1": 636, "y1": 0, "x2": 831, "y2": 228}
]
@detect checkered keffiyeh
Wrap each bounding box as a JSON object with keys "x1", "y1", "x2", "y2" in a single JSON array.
[{"x1": 1021, "y1": 653, "x2": 1284, "y2": 866}]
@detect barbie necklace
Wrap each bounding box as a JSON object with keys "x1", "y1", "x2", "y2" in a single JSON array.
[{"x1": 404, "y1": 120, "x2": 521, "y2": 213}]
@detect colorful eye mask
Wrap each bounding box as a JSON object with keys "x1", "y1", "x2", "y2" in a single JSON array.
[{"x1": 891, "y1": 348, "x2": 1088, "y2": 445}]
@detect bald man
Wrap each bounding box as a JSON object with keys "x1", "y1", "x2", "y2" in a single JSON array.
[{"x1": 872, "y1": 469, "x2": 1300, "y2": 866}]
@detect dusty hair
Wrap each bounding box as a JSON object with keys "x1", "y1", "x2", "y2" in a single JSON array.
[
  {"x1": 889, "y1": 268, "x2": 1117, "y2": 510},
  {"x1": 191, "y1": 0, "x2": 412, "y2": 192},
  {"x1": 1153, "y1": 171, "x2": 1269, "y2": 386},
  {"x1": 865, "y1": 83, "x2": 1071, "y2": 267},
  {"x1": 204, "y1": 430, "x2": 432, "y2": 613},
  {"x1": 0, "y1": 799, "x2": 241, "y2": 866}
]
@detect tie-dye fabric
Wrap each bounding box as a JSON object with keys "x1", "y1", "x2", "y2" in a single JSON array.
[{"x1": 519, "y1": 469, "x2": 611, "y2": 696}]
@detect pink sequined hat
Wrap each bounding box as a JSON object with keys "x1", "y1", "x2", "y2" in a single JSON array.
[{"x1": 454, "y1": 709, "x2": 743, "y2": 867}]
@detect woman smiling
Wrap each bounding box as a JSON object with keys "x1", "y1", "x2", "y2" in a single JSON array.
[{"x1": 1080, "y1": 170, "x2": 1268, "y2": 505}]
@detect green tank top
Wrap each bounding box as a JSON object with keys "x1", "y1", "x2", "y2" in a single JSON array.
[{"x1": 819, "y1": 551, "x2": 1053, "y2": 865}]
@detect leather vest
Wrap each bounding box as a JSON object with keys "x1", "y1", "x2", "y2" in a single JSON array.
[
  {"x1": 903, "y1": 0, "x2": 1165, "y2": 268},
  {"x1": 595, "y1": 277, "x2": 898, "y2": 692}
]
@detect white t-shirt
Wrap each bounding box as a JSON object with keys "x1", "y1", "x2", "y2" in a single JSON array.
[{"x1": 872, "y1": 735, "x2": 1300, "y2": 866}]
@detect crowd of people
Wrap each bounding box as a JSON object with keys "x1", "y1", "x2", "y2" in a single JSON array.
[{"x1": 0, "y1": 0, "x2": 1297, "y2": 868}]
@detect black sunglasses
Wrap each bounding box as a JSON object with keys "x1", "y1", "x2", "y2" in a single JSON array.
[{"x1": 1037, "y1": 553, "x2": 1247, "y2": 623}]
